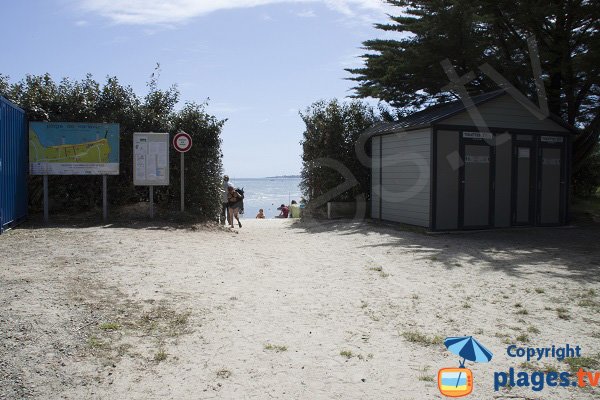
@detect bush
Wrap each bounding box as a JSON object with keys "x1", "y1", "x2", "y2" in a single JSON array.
[
  {"x1": 2, "y1": 70, "x2": 225, "y2": 219},
  {"x1": 300, "y1": 99, "x2": 379, "y2": 207},
  {"x1": 572, "y1": 146, "x2": 600, "y2": 198}
]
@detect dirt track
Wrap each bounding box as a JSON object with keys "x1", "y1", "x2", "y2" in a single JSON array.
[{"x1": 1, "y1": 219, "x2": 600, "y2": 399}]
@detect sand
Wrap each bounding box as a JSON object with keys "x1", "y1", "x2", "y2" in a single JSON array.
[{"x1": 1, "y1": 218, "x2": 600, "y2": 399}]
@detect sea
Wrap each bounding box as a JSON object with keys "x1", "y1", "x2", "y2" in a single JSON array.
[{"x1": 230, "y1": 177, "x2": 302, "y2": 219}]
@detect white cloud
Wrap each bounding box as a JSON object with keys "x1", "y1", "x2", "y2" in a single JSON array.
[
  {"x1": 76, "y1": 0, "x2": 394, "y2": 25},
  {"x1": 296, "y1": 9, "x2": 316, "y2": 18}
]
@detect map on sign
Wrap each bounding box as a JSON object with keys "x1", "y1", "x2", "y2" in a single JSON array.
[{"x1": 29, "y1": 122, "x2": 119, "y2": 175}]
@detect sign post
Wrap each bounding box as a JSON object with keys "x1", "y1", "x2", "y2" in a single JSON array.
[
  {"x1": 133, "y1": 132, "x2": 170, "y2": 219},
  {"x1": 102, "y1": 175, "x2": 108, "y2": 222},
  {"x1": 43, "y1": 175, "x2": 49, "y2": 223},
  {"x1": 172, "y1": 132, "x2": 192, "y2": 212},
  {"x1": 29, "y1": 122, "x2": 120, "y2": 223}
]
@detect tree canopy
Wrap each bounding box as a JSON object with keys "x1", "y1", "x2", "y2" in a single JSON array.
[{"x1": 347, "y1": 0, "x2": 600, "y2": 168}]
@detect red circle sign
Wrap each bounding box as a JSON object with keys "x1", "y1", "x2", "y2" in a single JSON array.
[{"x1": 173, "y1": 132, "x2": 192, "y2": 152}]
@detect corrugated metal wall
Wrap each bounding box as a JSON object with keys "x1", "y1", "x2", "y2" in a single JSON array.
[{"x1": 0, "y1": 96, "x2": 28, "y2": 233}]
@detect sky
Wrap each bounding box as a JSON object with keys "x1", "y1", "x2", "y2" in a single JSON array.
[{"x1": 0, "y1": 0, "x2": 397, "y2": 178}]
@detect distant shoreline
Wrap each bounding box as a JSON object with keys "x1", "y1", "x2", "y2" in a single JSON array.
[{"x1": 234, "y1": 175, "x2": 301, "y2": 180}]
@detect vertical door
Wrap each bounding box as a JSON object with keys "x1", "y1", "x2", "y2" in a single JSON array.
[
  {"x1": 538, "y1": 137, "x2": 565, "y2": 225},
  {"x1": 512, "y1": 143, "x2": 534, "y2": 225},
  {"x1": 460, "y1": 137, "x2": 494, "y2": 229}
]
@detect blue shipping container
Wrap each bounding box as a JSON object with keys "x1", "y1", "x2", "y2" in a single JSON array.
[{"x1": 0, "y1": 96, "x2": 28, "y2": 233}]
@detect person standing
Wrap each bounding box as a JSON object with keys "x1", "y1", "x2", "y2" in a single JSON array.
[
  {"x1": 221, "y1": 175, "x2": 232, "y2": 225},
  {"x1": 227, "y1": 185, "x2": 243, "y2": 228}
]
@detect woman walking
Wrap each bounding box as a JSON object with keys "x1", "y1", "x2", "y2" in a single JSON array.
[{"x1": 227, "y1": 185, "x2": 243, "y2": 228}]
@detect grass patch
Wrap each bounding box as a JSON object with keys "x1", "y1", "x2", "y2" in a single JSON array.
[
  {"x1": 135, "y1": 306, "x2": 192, "y2": 337},
  {"x1": 516, "y1": 334, "x2": 529, "y2": 343},
  {"x1": 340, "y1": 350, "x2": 353, "y2": 359},
  {"x1": 564, "y1": 356, "x2": 600, "y2": 373},
  {"x1": 417, "y1": 366, "x2": 434, "y2": 382},
  {"x1": 527, "y1": 326, "x2": 541, "y2": 334},
  {"x1": 520, "y1": 361, "x2": 536, "y2": 370},
  {"x1": 216, "y1": 369, "x2": 232, "y2": 379},
  {"x1": 99, "y1": 322, "x2": 121, "y2": 331},
  {"x1": 264, "y1": 343, "x2": 288, "y2": 352},
  {"x1": 402, "y1": 330, "x2": 443, "y2": 346},
  {"x1": 534, "y1": 288, "x2": 545, "y2": 294},
  {"x1": 578, "y1": 298, "x2": 599, "y2": 307},
  {"x1": 556, "y1": 307, "x2": 571, "y2": 320},
  {"x1": 87, "y1": 336, "x2": 108, "y2": 349},
  {"x1": 516, "y1": 309, "x2": 529, "y2": 315},
  {"x1": 542, "y1": 364, "x2": 558, "y2": 373},
  {"x1": 154, "y1": 349, "x2": 167, "y2": 362},
  {"x1": 509, "y1": 326, "x2": 522, "y2": 332},
  {"x1": 578, "y1": 288, "x2": 596, "y2": 298}
]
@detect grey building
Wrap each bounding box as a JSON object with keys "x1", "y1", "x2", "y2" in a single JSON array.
[{"x1": 370, "y1": 90, "x2": 575, "y2": 230}]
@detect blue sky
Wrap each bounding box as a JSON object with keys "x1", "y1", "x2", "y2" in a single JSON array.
[{"x1": 0, "y1": 0, "x2": 396, "y2": 178}]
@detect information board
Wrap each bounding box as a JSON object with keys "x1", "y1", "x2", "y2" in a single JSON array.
[
  {"x1": 133, "y1": 132, "x2": 169, "y2": 186},
  {"x1": 29, "y1": 122, "x2": 119, "y2": 175}
]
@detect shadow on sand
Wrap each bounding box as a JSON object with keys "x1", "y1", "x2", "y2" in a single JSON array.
[
  {"x1": 17, "y1": 209, "x2": 221, "y2": 232},
  {"x1": 292, "y1": 219, "x2": 600, "y2": 283}
]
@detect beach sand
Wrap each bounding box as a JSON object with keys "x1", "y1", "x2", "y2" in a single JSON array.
[{"x1": 1, "y1": 218, "x2": 599, "y2": 399}]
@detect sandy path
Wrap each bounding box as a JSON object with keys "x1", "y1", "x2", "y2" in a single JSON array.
[{"x1": 1, "y1": 219, "x2": 600, "y2": 399}]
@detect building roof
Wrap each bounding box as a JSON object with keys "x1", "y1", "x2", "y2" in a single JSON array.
[{"x1": 367, "y1": 90, "x2": 577, "y2": 136}]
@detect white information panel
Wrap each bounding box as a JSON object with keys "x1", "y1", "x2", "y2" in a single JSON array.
[{"x1": 133, "y1": 132, "x2": 169, "y2": 186}]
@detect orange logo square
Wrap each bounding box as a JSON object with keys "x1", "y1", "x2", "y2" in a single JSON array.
[{"x1": 438, "y1": 368, "x2": 473, "y2": 397}]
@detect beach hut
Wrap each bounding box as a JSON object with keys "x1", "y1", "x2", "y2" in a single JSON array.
[{"x1": 369, "y1": 90, "x2": 575, "y2": 230}]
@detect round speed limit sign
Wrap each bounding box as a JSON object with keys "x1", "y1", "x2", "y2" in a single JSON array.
[{"x1": 173, "y1": 132, "x2": 192, "y2": 153}]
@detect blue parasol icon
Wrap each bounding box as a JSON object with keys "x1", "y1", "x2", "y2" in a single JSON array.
[{"x1": 444, "y1": 336, "x2": 493, "y2": 388}]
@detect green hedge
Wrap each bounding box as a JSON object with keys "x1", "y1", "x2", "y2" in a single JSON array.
[{"x1": 0, "y1": 71, "x2": 225, "y2": 219}]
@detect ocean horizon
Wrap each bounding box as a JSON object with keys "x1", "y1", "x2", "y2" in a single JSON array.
[{"x1": 228, "y1": 176, "x2": 302, "y2": 219}]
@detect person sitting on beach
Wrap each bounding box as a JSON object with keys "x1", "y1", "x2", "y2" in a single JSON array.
[
  {"x1": 227, "y1": 185, "x2": 243, "y2": 228},
  {"x1": 289, "y1": 200, "x2": 301, "y2": 218},
  {"x1": 276, "y1": 204, "x2": 289, "y2": 218},
  {"x1": 256, "y1": 209, "x2": 266, "y2": 219}
]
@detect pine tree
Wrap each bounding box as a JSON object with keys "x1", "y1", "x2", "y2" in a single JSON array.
[{"x1": 347, "y1": 0, "x2": 600, "y2": 169}]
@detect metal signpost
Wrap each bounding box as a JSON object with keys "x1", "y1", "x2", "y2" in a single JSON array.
[
  {"x1": 133, "y1": 133, "x2": 170, "y2": 218},
  {"x1": 172, "y1": 132, "x2": 192, "y2": 212}
]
